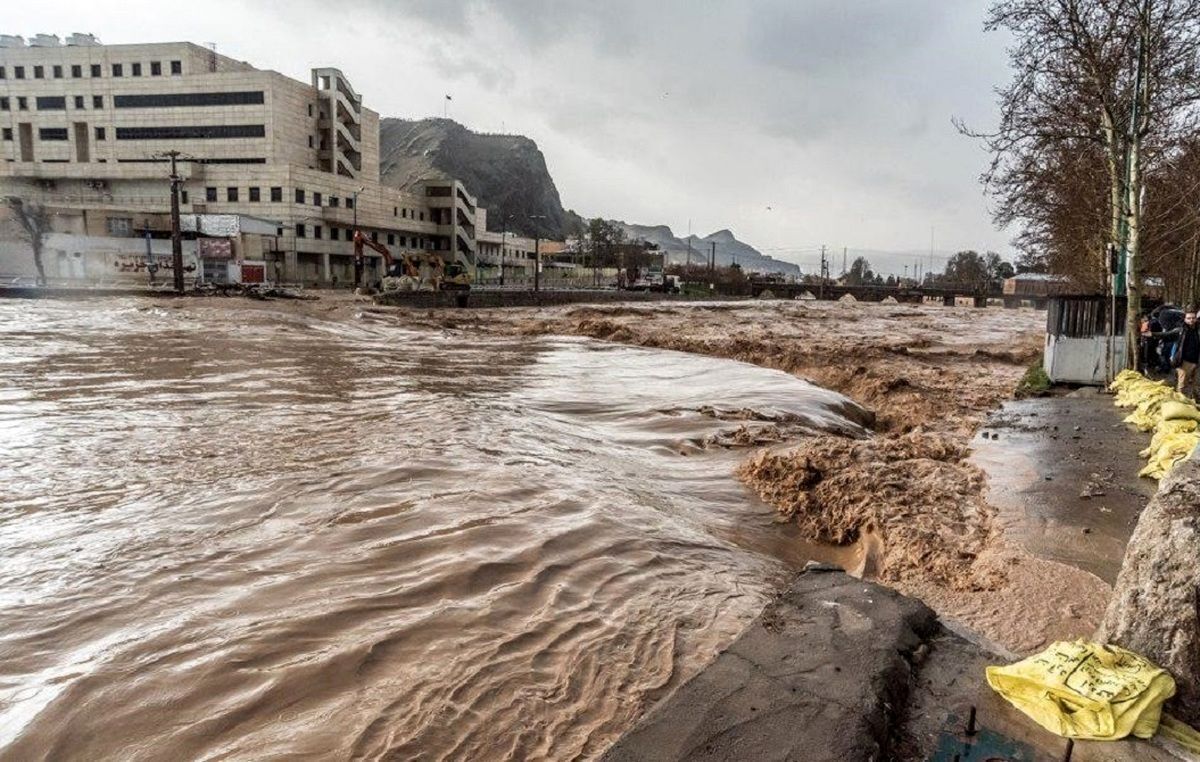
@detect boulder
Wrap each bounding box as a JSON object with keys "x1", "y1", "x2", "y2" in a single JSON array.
[{"x1": 1097, "y1": 453, "x2": 1200, "y2": 724}]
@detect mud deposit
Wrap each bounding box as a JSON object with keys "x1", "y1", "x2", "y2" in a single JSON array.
[
  {"x1": 434, "y1": 300, "x2": 1092, "y2": 652},
  {"x1": 0, "y1": 299, "x2": 869, "y2": 760}
]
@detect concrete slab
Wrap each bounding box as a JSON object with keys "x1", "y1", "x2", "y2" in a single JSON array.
[{"x1": 601, "y1": 567, "x2": 938, "y2": 762}]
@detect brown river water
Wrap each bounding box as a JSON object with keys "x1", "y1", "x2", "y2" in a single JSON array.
[{"x1": 0, "y1": 299, "x2": 868, "y2": 761}]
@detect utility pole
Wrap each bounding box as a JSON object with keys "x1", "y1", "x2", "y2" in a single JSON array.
[
  {"x1": 842, "y1": 246, "x2": 847, "y2": 276},
  {"x1": 686, "y1": 218, "x2": 693, "y2": 268},
  {"x1": 500, "y1": 227, "x2": 507, "y2": 287},
  {"x1": 529, "y1": 214, "x2": 546, "y2": 292},
  {"x1": 163, "y1": 150, "x2": 184, "y2": 293},
  {"x1": 819, "y1": 245, "x2": 827, "y2": 300},
  {"x1": 710, "y1": 241, "x2": 716, "y2": 272}
]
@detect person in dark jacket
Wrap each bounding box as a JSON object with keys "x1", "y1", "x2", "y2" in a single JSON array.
[
  {"x1": 1156, "y1": 306, "x2": 1184, "y2": 373},
  {"x1": 1139, "y1": 312, "x2": 1162, "y2": 375},
  {"x1": 1173, "y1": 307, "x2": 1199, "y2": 400}
]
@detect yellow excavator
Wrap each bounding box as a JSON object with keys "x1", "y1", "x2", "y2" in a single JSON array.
[{"x1": 353, "y1": 230, "x2": 471, "y2": 292}]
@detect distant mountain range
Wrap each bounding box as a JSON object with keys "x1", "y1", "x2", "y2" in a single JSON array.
[
  {"x1": 616, "y1": 223, "x2": 799, "y2": 275},
  {"x1": 377, "y1": 118, "x2": 798, "y2": 274}
]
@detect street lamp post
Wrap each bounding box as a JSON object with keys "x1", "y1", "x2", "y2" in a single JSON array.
[
  {"x1": 528, "y1": 214, "x2": 547, "y2": 292},
  {"x1": 351, "y1": 185, "x2": 364, "y2": 287}
]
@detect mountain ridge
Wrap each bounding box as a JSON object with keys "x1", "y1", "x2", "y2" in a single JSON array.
[{"x1": 377, "y1": 117, "x2": 798, "y2": 274}]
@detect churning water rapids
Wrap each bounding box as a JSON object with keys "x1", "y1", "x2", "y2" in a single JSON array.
[{"x1": 0, "y1": 299, "x2": 868, "y2": 761}]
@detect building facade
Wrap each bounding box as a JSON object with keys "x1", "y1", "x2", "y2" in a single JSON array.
[{"x1": 0, "y1": 35, "x2": 479, "y2": 285}]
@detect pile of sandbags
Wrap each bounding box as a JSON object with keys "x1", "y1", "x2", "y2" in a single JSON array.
[{"x1": 1110, "y1": 370, "x2": 1200, "y2": 479}]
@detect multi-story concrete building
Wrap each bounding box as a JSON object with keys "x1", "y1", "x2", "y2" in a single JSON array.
[{"x1": 0, "y1": 34, "x2": 479, "y2": 285}]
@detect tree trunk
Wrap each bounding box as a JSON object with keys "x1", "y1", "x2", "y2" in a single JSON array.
[
  {"x1": 31, "y1": 240, "x2": 46, "y2": 286},
  {"x1": 1124, "y1": 135, "x2": 1142, "y2": 368},
  {"x1": 1097, "y1": 456, "x2": 1200, "y2": 725}
]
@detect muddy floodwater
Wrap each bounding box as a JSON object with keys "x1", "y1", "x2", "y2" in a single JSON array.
[{"x1": 0, "y1": 299, "x2": 868, "y2": 761}]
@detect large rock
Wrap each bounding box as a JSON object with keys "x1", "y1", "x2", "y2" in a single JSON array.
[
  {"x1": 1097, "y1": 455, "x2": 1200, "y2": 724},
  {"x1": 602, "y1": 568, "x2": 938, "y2": 762}
]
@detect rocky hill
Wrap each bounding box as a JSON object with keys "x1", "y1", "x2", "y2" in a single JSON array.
[
  {"x1": 378, "y1": 118, "x2": 798, "y2": 274},
  {"x1": 379, "y1": 118, "x2": 567, "y2": 239}
]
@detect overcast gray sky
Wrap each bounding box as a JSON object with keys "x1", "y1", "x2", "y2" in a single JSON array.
[{"x1": 12, "y1": 1, "x2": 1014, "y2": 273}]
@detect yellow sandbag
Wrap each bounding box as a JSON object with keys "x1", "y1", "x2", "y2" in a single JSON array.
[
  {"x1": 1161, "y1": 400, "x2": 1200, "y2": 422},
  {"x1": 1139, "y1": 431, "x2": 1200, "y2": 479},
  {"x1": 986, "y1": 640, "x2": 1175, "y2": 741}
]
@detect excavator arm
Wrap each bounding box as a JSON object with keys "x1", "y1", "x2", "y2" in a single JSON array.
[{"x1": 352, "y1": 230, "x2": 402, "y2": 274}]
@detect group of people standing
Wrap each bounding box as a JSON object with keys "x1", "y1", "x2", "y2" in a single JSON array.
[{"x1": 1140, "y1": 305, "x2": 1200, "y2": 400}]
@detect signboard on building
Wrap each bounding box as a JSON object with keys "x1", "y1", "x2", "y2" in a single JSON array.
[{"x1": 198, "y1": 238, "x2": 234, "y2": 260}]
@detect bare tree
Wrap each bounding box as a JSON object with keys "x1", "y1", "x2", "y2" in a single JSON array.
[
  {"x1": 5, "y1": 197, "x2": 51, "y2": 286},
  {"x1": 961, "y1": 0, "x2": 1200, "y2": 364}
]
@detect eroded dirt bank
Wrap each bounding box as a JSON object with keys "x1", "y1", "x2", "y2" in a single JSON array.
[{"x1": 388, "y1": 299, "x2": 1118, "y2": 653}]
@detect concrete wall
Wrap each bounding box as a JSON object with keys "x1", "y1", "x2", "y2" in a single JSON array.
[
  {"x1": 0, "y1": 230, "x2": 200, "y2": 285},
  {"x1": 1044, "y1": 334, "x2": 1128, "y2": 386}
]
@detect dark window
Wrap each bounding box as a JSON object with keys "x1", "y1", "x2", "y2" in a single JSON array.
[
  {"x1": 33, "y1": 65, "x2": 44, "y2": 79},
  {"x1": 295, "y1": 223, "x2": 306, "y2": 238},
  {"x1": 307, "y1": 103, "x2": 313, "y2": 117},
  {"x1": 248, "y1": 187, "x2": 260, "y2": 202},
  {"x1": 205, "y1": 187, "x2": 217, "y2": 202},
  {"x1": 74, "y1": 95, "x2": 84, "y2": 109},
  {"x1": 17, "y1": 97, "x2": 27, "y2": 111},
  {"x1": 71, "y1": 64, "x2": 81, "y2": 78},
  {"x1": 36, "y1": 96, "x2": 67, "y2": 110},
  {"x1": 226, "y1": 187, "x2": 238, "y2": 202},
  {"x1": 0, "y1": 97, "x2": 8, "y2": 111},
  {"x1": 307, "y1": 135, "x2": 313, "y2": 148},
  {"x1": 181, "y1": 190, "x2": 189, "y2": 204},
  {"x1": 387, "y1": 233, "x2": 395, "y2": 245},
  {"x1": 330, "y1": 228, "x2": 339, "y2": 241},
  {"x1": 371, "y1": 232, "x2": 378, "y2": 243},
  {"x1": 170, "y1": 60, "x2": 182, "y2": 75},
  {"x1": 420, "y1": 212, "x2": 425, "y2": 221},
  {"x1": 0, "y1": 66, "x2": 5, "y2": 79},
  {"x1": 14, "y1": 66, "x2": 25, "y2": 79},
  {"x1": 150, "y1": 61, "x2": 161, "y2": 76},
  {"x1": 115, "y1": 124, "x2": 266, "y2": 140},
  {"x1": 313, "y1": 192, "x2": 322, "y2": 206},
  {"x1": 2, "y1": 128, "x2": 11, "y2": 141},
  {"x1": 113, "y1": 91, "x2": 265, "y2": 108},
  {"x1": 112, "y1": 63, "x2": 123, "y2": 77},
  {"x1": 394, "y1": 207, "x2": 398, "y2": 216},
  {"x1": 329, "y1": 196, "x2": 339, "y2": 208},
  {"x1": 93, "y1": 95, "x2": 103, "y2": 108},
  {"x1": 131, "y1": 63, "x2": 142, "y2": 77},
  {"x1": 314, "y1": 225, "x2": 322, "y2": 239},
  {"x1": 90, "y1": 64, "x2": 101, "y2": 77},
  {"x1": 94, "y1": 127, "x2": 106, "y2": 140},
  {"x1": 295, "y1": 188, "x2": 305, "y2": 203},
  {"x1": 270, "y1": 186, "x2": 282, "y2": 202},
  {"x1": 39, "y1": 128, "x2": 69, "y2": 141},
  {"x1": 345, "y1": 197, "x2": 354, "y2": 210},
  {"x1": 53, "y1": 65, "x2": 62, "y2": 79},
  {"x1": 116, "y1": 157, "x2": 267, "y2": 165}
]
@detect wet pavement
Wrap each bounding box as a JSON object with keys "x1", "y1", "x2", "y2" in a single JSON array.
[{"x1": 971, "y1": 388, "x2": 1156, "y2": 585}]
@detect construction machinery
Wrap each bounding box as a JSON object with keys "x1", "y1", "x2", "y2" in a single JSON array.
[{"x1": 352, "y1": 230, "x2": 471, "y2": 292}]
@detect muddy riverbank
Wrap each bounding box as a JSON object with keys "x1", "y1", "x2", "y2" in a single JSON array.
[{"x1": 391, "y1": 298, "x2": 1136, "y2": 653}]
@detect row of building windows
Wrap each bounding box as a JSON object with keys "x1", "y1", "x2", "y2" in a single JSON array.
[
  {"x1": 115, "y1": 124, "x2": 265, "y2": 140},
  {"x1": 293, "y1": 223, "x2": 429, "y2": 249},
  {"x1": 0, "y1": 91, "x2": 266, "y2": 113},
  {"x1": 113, "y1": 91, "x2": 264, "y2": 109},
  {"x1": 3, "y1": 94, "x2": 107, "y2": 110},
  {"x1": 0, "y1": 60, "x2": 182, "y2": 80}
]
